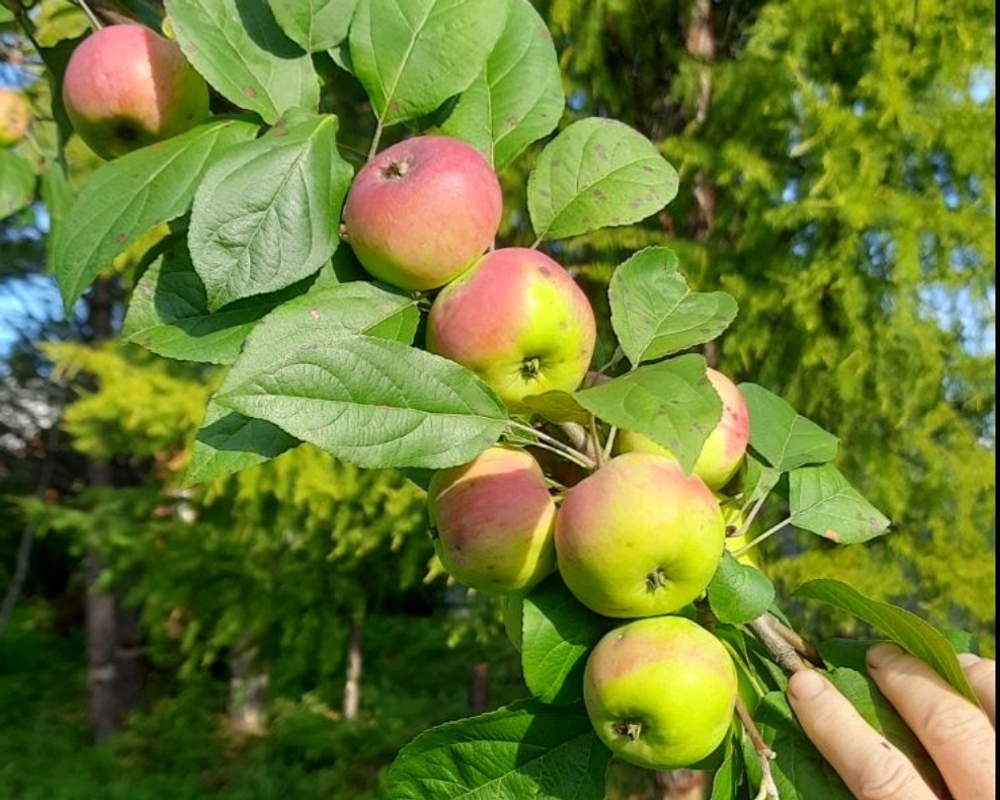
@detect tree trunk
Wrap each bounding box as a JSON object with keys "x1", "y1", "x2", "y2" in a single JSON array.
[
  {"x1": 342, "y1": 610, "x2": 364, "y2": 721},
  {"x1": 468, "y1": 662, "x2": 490, "y2": 713},
  {"x1": 228, "y1": 637, "x2": 269, "y2": 734}
]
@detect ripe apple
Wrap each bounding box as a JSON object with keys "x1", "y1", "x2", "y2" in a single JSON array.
[
  {"x1": 554, "y1": 452, "x2": 725, "y2": 618},
  {"x1": 427, "y1": 446, "x2": 557, "y2": 594},
  {"x1": 719, "y1": 497, "x2": 760, "y2": 568},
  {"x1": 341, "y1": 136, "x2": 503, "y2": 291},
  {"x1": 0, "y1": 88, "x2": 30, "y2": 147},
  {"x1": 426, "y1": 247, "x2": 597, "y2": 411},
  {"x1": 62, "y1": 24, "x2": 210, "y2": 160},
  {"x1": 617, "y1": 367, "x2": 750, "y2": 491},
  {"x1": 584, "y1": 615, "x2": 738, "y2": 770}
]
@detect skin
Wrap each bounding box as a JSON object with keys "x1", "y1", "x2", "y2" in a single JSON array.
[
  {"x1": 617, "y1": 368, "x2": 750, "y2": 491},
  {"x1": 427, "y1": 446, "x2": 556, "y2": 594},
  {"x1": 426, "y1": 248, "x2": 597, "y2": 411},
  {"x1": 341, "y1": 135, "x2": 503, "y2": 291},
  {"x1": 0, "y1": 88, "x2": 30, "y2": 147},
  {"x1": 789, "y1": 644, "x2": 995, "y2": 800},
  {"x1": 554, "y1": 452, "x2": 725, "y2": 618},
  {"x1": 62, "y1": 24, "x2": 209, "y2": 160},
  {"x1": 584, "y1": 616, "x2": 738, "y2": 770}
]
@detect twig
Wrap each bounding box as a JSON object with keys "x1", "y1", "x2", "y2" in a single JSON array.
[
  {"x1": 772, "y1": 617, "x2": 822, "y2": 666},
  {"x1": 735, "y1": 697, "x2": 780, "y2": 800},
  {"x1": 747, "y1": 613, "x2": 809, "y2": 674}
]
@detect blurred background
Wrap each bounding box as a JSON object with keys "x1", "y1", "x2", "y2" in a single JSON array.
[{"x1": 1, "y1": 0, "x2": 994, "y2": 798}]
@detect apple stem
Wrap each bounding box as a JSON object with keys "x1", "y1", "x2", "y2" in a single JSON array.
[
  {"x1": 508, "y1": 421, "x2": 596, "y2": 471},
  {"x1": 588, "y1": 416, "x2": 604, "y2": 468},
  {"x1": 602, "y1": 426, "x2": 618, "y2": 462},
  {"x1": 735, "y1": 696, "x2": 780, "y2": 800},
  {"x1": 367, "y1": 118, "x2": 384, "y2": 161},
  {"x1": 735, "y1": 493, "x2": 768, "y2": 538},
  {"x1": 729, "y1": 515, "x2": 790, "y2": 559},
  {"x1": 73, "y1": 0, "x2": 103, "y2": 30}
]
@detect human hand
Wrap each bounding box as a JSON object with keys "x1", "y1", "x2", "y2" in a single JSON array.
[{"x1": 787, "y1": 644, "x2": 995, "y2": 800}]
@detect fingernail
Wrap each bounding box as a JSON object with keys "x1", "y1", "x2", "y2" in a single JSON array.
[
  {"x1": 867, "y1": 642, "x2": 904, "y2": 669},
  {"x1": 957, "y1": 652, "x2": 981, "y2": 668},
  {"x1": 788, "y1": 669, "x2": 825, "y2": 701}
]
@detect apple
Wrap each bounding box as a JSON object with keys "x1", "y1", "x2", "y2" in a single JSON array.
[
  {"x1": 584, "y1": 615, "x2": 738, "y2": 770},
  {"x1": 341, "y1": 135, "x2": 503, "y2": 291},
  {"x1": 617, "y1": 367, "x2": 750, "y2": 491},
  {"x1": 0, "y1": 88, "x2": 30, "y2": 147},
  {"x1": 426, "y1": 247, "x2": 597, "y2": 411},
  {"x1": 427, "y1": 446, "x2": 557, "y2": 594},
  {"x1": 62, "y1": 24, "x2": 210, "y2": 160},
  {"x1": 554, "y1": 452, "x2": 725, "y2": 618},
  {"x1": 719, "y1": 497, "x2": 761, "y2": 568}
]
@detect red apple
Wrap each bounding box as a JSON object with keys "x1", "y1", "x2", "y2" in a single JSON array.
[
  {"x1": 341, "y1": 135, "x2": 503, "y2": 291},
  {"x1": 0, "y1": 88, "x2": 30, "y2": 147},
  {"x1": 555, "y1": 452, "x2": 725, "y2": 618},
  {"x1": 62, "y1": 24, "x2": 210, "y2": 160},
  {"x1": 427, "y1": 446, "x2": 557, "y2": 594},
  {"x1": 617, "y1": 367, "x2": 750, "y2": 490},
  {"x1": 426, "y1": 247, "x2": 597, "y2": 411}
]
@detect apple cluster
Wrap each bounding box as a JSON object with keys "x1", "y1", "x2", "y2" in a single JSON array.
[{"x1": 338, "y1": 133, "x2": 753, "y2": 772}]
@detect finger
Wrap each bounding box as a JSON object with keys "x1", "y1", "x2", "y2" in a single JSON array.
[
  {"x1": 787, "y1": 668, "x2": 939, "y2": 800},
  {"x1": 867, "y1": 644, "x2": 996, "y2": 800},
  {"x1": 957, "y1": 653, "x2": 995, "y2": 727}
]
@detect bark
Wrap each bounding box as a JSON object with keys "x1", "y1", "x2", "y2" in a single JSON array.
[
  {"x1": 468, "y1": 662, "x2": 490, "y2": 713},
  {"x1": 343, "y1": 611, "x2": 364, "y2": 721}
]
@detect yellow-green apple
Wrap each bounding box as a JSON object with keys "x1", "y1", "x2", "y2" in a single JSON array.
[
  {"x1": 341, "y1": 135, "x2": 502, "y2": 291},
  {"x1": 0, "y1": 88, "x2": 30, "y2": 147},
  {"x1": 61, "y1": 24, "x2": 210, "y2": 160},
  {"x1": 617, "y1": 367, "x2": 749, "y2": 491},
  {"x1": 584, "y1": 615, "x2": 738, "y2": 770},
  {"x1": 555, "y1": 452, "x2": 725, "y2": 617},
  {"x1": 426, "y1": 247, "x2": 597, "y2": 411},
  {"x1": 427, "y1": 446, "x2": 556, "y2": 594},
  {"x1": 719, "y1": 497, "x2": 761, "y2": 568}
]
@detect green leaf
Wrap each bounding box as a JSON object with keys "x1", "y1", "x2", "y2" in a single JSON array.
[
  {"x1": 349, "y1": 0, "x2": 510, "y2": 127},
  {"x1": 216, "y1": 335, "x2": 507, "y2": 469},
  {"x1": 743, "y1": 691, "x2": 854, "y2": 800},
  {"x1": 268, "y1": 0, "x2": 358, "y2": 52},
  {"x1": 521, "y1": 390, "x2": 592, "y2": 425},
  {"x1": 185, "y1": 403, "x2": 299, "y2": 486},
  {"x1": 438, "y1": 0, "x2": 563, "y2": 170},
  {"x1": 574, "y1": 354, "x2": 720, "y2": 474},
  {"x1": 383, "y1": 700, "x2": 611, "y2": 800},
  {"x1": 527, "y1": 117, "x2": 679, "y2": 242},
  {"x1": 609, "y1": 247, "x2": 738, "y2": 365},
  {"x1": 789, "y1": 464, "x2": 891, "y2": 544},
  {"x1": 708, "y1": 739, "x2": 742, "y2": 800},
  {"x1": 122, "y1": 237, "x2": 315, "y2": 364},
  {"x1": 739, "y1": 383, "x2": 840, "y2": 472},
  {"x1": 0, "y1": 150, "x2": 35, "y2": 221},
  {"x1": 794, "y1": 579, "x2": 980, "y2": 705},
  {"x1": 188, "y1": 115, "x2": 353, "y2": 309},
  {"x1": 52, "y1": 118, "x2": 260, "y2": 312},
  {"x1": 166, "y1": 0, "x2": 320, "y2": 124},
  {"x1": 742, "y1": 453, "x2": 782, "y2": 505},
  {"x1": 707, "y1": 553, "x2": 775, "y2": 625},
  {"x1": 521, "y1": 573, "x2": 615, "y2": 705}
]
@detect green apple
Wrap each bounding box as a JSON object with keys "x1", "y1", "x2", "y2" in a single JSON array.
[
  {"x1": 617, "y1": 367, "x2": 750, "y2": 491},
  {"x1": 719, "y1": 497, "x2": 761, "y2": 568},
  {"x1": 427, "y1": 446, "x2": 557, "y2": 594},
  {"x1": 555, "y1": 452, "x2": 725, "y2": 617},
  {"x1": 341, "y1": 135, "x2": 503, "y2": 291},
  {"x1": 584, "y1": 615, "x2": 738, "y2": 770},
  {"x1": 0, "y1": 88, "x2": 30, "y2": 147},
  {"x1": 62, "y1": 24, "x2": 210, "y2": 160},
  {"x1": 426, "y1": 247, "x2": 597, "y2": 411}
]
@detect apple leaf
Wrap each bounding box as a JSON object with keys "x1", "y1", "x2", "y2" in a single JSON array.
[
  {"x1": 742, "y1": 692, "x2": 855, "y2": 800},
  {"x1": 742, "y1": 453, "x2": 782, "y2": 505},
  {"x1": 609, "y1": 247, "x2": 738, "y2": 365},
  {"x1": 349, "y1": 0, "x2": 510, "y2": 128},
  {"x1": 438, "y1": 0, "x2": 563, "y2": 171},
  {"x1": 574, "y1": 354, "x2": 720, "y2": 475},
  {"x1": 521, "y1": 390, "x2": 592, "y2": 425},
  {"x1": 793, "y1": 579, "x2": 980, "y2": 705},
  {"x1": 383, "y1": 699, "x2": 611, "y2": 800},
  {"x1": 707, "y1": 553, "x2": 775, "y2": 625},
  {"x1": 166, "y1": 0, "x2": 320, "y2": 124},
  {"x1": 122, "y1": 236, "x2": 316, "y2": 365},
  {"x1": 189, "y1": 115, "x2": 352, "y2": 310},
  {"x1": 788, "y1": 464, "x2": 891, "y2": 544},
  {"x1": 521, "y1": 573, "x2": 616, "y2": 705},
  {"x1": 739, "y1": 383, "x2": 840, "y2": 472},
  {"x1": 527, "y1": 117, "x2": 679, "y2": 242},
  {"x1": 51, "y1": 118, "x2": 260, "y2": 313},
  {"x1": 268, "y1": 0, "x2": 358, "y2": 52},
  {"x1": 708, "y1": 738, "x2": 742, "y2": 800},
  {"x1": 185, "y1": 403, "x2": 299, "y2": 486},
  {"x1": 0, "y1": 150, "x2": 35, "y2": 221},
  {"x1": 215, "y1": 335, "x2": 507, "y2": 469}
]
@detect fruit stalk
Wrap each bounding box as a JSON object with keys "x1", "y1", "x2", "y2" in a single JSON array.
[{"x1": 735, "y1": 696, "x2": 780, "y2": 800}]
